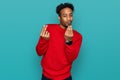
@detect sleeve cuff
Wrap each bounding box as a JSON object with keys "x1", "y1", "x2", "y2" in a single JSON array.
[{"x1": 66, "y1": 41, "x2": 72, "y2": 45}]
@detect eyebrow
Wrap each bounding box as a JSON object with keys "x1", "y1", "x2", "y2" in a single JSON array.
[{"x1": 62, "y1": 12, "x2": 73, "y2": 14}]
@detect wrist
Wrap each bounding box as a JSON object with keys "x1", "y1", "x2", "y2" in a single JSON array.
[{"x1": 65, "y1": 40, "x2": 72, "y2": 45}]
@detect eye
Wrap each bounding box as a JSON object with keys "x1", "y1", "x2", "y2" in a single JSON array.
[
  {"x1": 63, "y1": 15, "x2": 67, "y2": 17},
  {"x1": 70, "y1": 14, "x2": 73, "y2": 17}
]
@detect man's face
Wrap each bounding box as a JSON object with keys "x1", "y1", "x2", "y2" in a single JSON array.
[{"x1": 59, "y1": 7, "x2": 73, "y2": 28}]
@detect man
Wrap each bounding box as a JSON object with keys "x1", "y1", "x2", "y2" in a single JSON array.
[{"x1": 36, "y1": 2, "x2": 82, "y2": 80}]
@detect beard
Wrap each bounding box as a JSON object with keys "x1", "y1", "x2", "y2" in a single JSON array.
[{"x1": 62, "y1": 22, "x2": 72, "y2": 28}]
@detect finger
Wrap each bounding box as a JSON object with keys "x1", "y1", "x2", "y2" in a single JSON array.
[
  {"x1": 45, "y1": 31, "x2": 50, "y2": 39},
  {"x1": 44, "y1": 25, "x2": 48, "y2": 31},
  {"x1": 67, "y1": 26, "x2": 73, "y2": 37},
  {"x1": 41, "y1": 25, "x2": 48, "y2": 36},
  {"x1": 65, "y1": 30, "x2": 69, "y2": 37},
  {"x1": 40, "y1": 25, "x2": 46, "y2": 36},
  {"x1": 65, "y1": 26, "x2": 70, "y2": 35},
  {"x1": 45, "y1": 31, "x2": 48, "y2": 37},
  {"x1": 43, "y1": 25, "x2": 47, "y2": 33},
  {"x1": 68, "y1": 26, "x2": 72, "y2": 34},
  {"x1": 69, "y1": 25, "x2": 73, "y2": 34},
  {"x1": 68, "y1": 25, "x2": 72, "y2": 32},
  {"x1": 48, "y1": 32, "x2": 50, "y2": 38},
  {"x1": 46, "y1": 31, "x2": 50, "y2": 39},
  {"x1": 70, "y1": 25, "x2": 72, "y2": 31},
  {"x1": 66, "y1": 26, "x2": 70, "y2": 35}
]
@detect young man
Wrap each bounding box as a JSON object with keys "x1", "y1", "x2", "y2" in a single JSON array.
[{"x1": 36, "y1": 3, "x2": 82, "y2": 80}]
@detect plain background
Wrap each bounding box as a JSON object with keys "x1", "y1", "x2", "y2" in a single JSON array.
[{"x1": 0, "y1": 0, "x2": 120, "y2": 80}]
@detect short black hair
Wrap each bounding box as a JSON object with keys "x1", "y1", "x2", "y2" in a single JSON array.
[{"x1": 56, "y1": 2, "x2": 74, "y2": 16}]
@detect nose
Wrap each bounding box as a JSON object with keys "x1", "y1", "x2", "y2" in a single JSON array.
[{"x1": 67, "y1": 16, "x2": 71, "y2": 21}]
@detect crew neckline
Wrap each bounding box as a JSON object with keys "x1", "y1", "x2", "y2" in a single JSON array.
[{"x1": 57, "y1": 24, "x2": 66, "y2": 32}]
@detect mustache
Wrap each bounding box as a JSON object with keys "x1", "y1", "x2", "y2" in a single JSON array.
[
  {"x1": 67, "y1": 22, "x2": 72, "y2": 26},
  {"x1": 62, "y1": 21, "x2": 72, "y2": 28},
  {"x1": 68, "y1": 23, "x2": 71, "y2": 26},
  {"x1": 64, "y1": 23, "x2": 72, "y2": 28}
]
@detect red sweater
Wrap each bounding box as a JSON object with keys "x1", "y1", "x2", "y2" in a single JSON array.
[{"x1": 36, "y1": 24, "x2": 82, "y2": 80}]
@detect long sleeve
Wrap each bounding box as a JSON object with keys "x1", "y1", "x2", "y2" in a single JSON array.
[
  {"x1": 64, "y1": 34, "x2": 82, "y2": 64},
  {"x1": 37, "y1": 24, "x2": 82, "y2": 79},
  {"x1": 36, "y1": 36, "x2": 49, "y2": 56}
]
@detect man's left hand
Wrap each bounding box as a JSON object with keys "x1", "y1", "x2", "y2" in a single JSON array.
[{"x1": 64, "y1": 25, "x2": 73, "y2": 42}]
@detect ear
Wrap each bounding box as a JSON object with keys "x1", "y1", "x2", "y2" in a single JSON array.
[{"x1": 58, "y1": 16, "x2": 60, "y2": 20}]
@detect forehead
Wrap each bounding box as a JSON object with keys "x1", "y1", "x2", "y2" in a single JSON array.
[{"x1": 60, "y1": 7, "x2": 73, "y2": 14}]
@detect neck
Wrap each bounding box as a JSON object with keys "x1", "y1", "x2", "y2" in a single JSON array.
[{"x1": 59, "y1": 24, "x2": 67, "y2": 29}]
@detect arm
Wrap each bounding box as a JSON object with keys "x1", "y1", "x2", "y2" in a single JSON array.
[
  {"x1": 36, "y1": 36, "x2": 49, "y2": 56},
  {"x1": 65, "y1": 35, "x2": 82, "y2": 64},
  {"x1": 64, "y1": 25, "x2": 82, "y2": 64}
]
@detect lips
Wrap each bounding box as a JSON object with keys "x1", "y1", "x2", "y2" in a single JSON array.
[{"x1": 66, "y1": 22, "x2": 71, "y2": 26}]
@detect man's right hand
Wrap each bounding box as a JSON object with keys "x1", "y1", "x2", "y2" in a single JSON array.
[{"x1": 40, "y1": 25, "x2": 50, "y2": 40}]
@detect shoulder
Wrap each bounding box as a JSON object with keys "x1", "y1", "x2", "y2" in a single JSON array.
[
  {"x1": 45, "y1": 24, "x2": 58, "y2": 30},
  {"x1": 73, "y1": 30, "x2": 82, "y2": 40},
  {"x1": 45, "y1": 24, "x2": 59, "y2": 32},
  {"x1": 46, "y1": 24, "x2": 58, "y2": 27}
]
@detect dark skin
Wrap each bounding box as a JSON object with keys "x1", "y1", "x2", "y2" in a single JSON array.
[{"x1": 40, "y1": 7, "x2": 73, "y2": 42}]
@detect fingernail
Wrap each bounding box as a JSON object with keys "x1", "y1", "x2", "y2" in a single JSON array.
[{"x1": 43, "y1": 25, "x2": 46, "y2": 27}]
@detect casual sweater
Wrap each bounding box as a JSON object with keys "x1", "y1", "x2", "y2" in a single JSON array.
[{"x1": 36, "y1": 24, "x2": 82, "y2": 80}]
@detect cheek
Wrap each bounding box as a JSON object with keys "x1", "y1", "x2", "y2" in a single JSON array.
[
  {"x1": 70, "y1": 17, "x2": 73, "y2": 21},
  {"x1": 62, "y1": 18, "x2": 67, "y2": 22}
]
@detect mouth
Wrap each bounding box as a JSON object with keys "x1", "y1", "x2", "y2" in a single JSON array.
[
  {"x1": 63, "y1": 23, "x2": 71, "y2": 28},
  {"x1": 66, "y1": 22, "x2": 71, "y2": 27},
  {"x1": 66, "y1": 21, "x2": 71, "y2": 25},
  {"x1": 62, "y1": 22, "x2": 72, "y2": 28}
]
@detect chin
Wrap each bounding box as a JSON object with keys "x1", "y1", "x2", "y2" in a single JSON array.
[
  {"x1": 62, "y1": 23, "x2": 71, "y2": 28},
  {"x1": 63, "y1": 25, "x2": 68, "y2": 28},
  {"x1": 65, "y1": 24, "x2": 71, "y2": 27}
]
